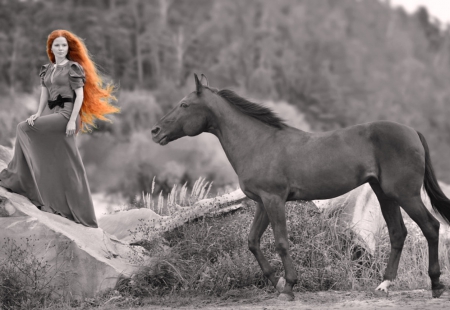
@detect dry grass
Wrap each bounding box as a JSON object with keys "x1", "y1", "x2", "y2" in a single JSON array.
[
  {"x1": 137, "y1": 176, "x2": 213, "y2": 216},
  {"x1": 2, "y1": 183, "x2": 449, "y2": 309},
  {"x1": 0, "y1": 237, "x2": 73, "y2": 310},
  {"x1": 122, "y1": 199, "x2": 450, "y2": 304}
]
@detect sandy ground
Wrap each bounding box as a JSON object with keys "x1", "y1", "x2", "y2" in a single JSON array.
[{"x1": 134, "y1": 289, "x2": 450, "y2": 310}]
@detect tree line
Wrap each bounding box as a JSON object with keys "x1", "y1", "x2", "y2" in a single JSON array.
[{"x1": 1, "y1": 0, "x2": 450, "y2": 194}]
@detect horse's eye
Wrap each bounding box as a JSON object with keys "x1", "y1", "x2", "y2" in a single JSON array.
[{"x1": 181, "y1": 103, "x2": 189, "y2": 108}]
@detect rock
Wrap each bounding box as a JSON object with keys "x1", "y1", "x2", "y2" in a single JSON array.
[
  {"x1": 0, "y1": 195, "x2": 27, "y2": 217},
  {"x1": 99, "y1": 208, "x2": 162, "y2": 242},
  {"x1": 0, "y1": 145, "x2": 12, "y2": 165},
  {"x1": 315, "y1": 183, "x2": 450, "y2": 253},
  {"x1": 101, "y1": 189, "x2": 248, "y2": 243},
  {"x1": 0, "y1": 187, "x2": 142, "y2": 299}
]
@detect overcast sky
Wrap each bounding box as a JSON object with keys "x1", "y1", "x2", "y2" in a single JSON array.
[{"x1": 389, "y1": 0, "x2": 450, "y2": 24}]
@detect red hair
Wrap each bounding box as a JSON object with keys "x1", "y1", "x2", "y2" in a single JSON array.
[{"x1": 46, "y1": 29, "x2": 119, "y2": 132}]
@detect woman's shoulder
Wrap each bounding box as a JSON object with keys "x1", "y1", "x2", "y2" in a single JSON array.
[
  {"x1": 39, "y1": 63, "x2": 52, "y2": 77},
  {"x1": 68, "y1": 60, "x2": 84, "y2": 70},
  {"x1": 68, "y1": 61, "x2": 85, "y2": 78}
]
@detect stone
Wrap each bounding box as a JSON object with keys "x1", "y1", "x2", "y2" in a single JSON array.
[
  {"x1": 0, "y1": 187, "x2": 142, "y2": 299},
  {"x1": 99, "y1": 208, "x2": 162, "y2": 242},
  {"x1": 99, "y1": 189, "x2": 248, "y2": 242},
  {"x1": 0, "y1": 145, "x2": 12, "y2": 164},
  {"x1": 315, "y1": 183, "x2": 450, "y2": 253}
]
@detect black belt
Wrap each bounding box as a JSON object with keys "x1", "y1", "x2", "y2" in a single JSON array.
[{"x1": 48, "y1": 95, "x2": 73, "y2": 109}]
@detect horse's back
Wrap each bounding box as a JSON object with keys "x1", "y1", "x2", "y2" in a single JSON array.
[{"x1": 279, "y1": 121, "x2": 425, "y2": 200}]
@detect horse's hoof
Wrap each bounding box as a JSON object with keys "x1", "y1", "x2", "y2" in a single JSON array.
[
  {"x1": 276, "y1": 277, "x2": 286, "y2": 293},
  {"x1": 278, "y1": 292, "x2": 295, "y2": 301},
  {"x1": 374, "y1": 288, "x2": 389, "y2": 297},
  {"x1": 432, "y1": 284, "x2": 446, "y2": 298},
  {"x1": 374, "y1": 280, "x2": 391, "y2": 297}
]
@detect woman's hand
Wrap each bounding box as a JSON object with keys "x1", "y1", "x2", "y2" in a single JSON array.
[
  {"x1": 66, "y1": 120, "x2": 76, "y2": 136},
  {"x1": 26, "y1": 114, "x2": 40, "y2": 126}
]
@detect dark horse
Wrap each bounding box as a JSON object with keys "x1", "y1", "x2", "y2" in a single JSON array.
[{"x1": 151, "y1": 74, "x2": 450, "y2": 300}]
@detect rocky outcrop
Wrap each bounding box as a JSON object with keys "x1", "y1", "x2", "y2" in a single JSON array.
[
  {"x1": 99, "y1": 189, "x2": 248, "y2": 242},
  {"x1": 0, "y1": 147, "x2": 141, "y2": 299},
  {"x1": 0, "y1": 187, "x2": 142, "y2": 299},
  {"x1": 315, "y1": 183, "x2": 450, "y2": 253}
]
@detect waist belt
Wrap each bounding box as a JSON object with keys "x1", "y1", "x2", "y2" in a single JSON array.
[{"x1": 48, "y1": 95, "x2": 73, "y2": 109}]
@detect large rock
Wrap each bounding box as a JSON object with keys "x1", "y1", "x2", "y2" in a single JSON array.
[
  {"x1": 315, "y1": 183, "x2": 450, "y2": 253},
  {"x1": 0, "y1": 149, "x2": 141, "y2": 299},
  {"x1": 0, "y1": 188, "x2": 141, "y2": 298},
  {"x1": 99, "y1": 189, "x2": 248, "y2": 242},
  {"x1": 99, "y1": 208, "x2": 162, "y2": 242}
]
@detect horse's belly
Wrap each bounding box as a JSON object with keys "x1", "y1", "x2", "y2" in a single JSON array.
[
  {"x1": 287, "y1": 183, "x2": 363, "y2": 201},
  {"x1": 286, "y1": 161, "x2": 376, "y2": 201}
]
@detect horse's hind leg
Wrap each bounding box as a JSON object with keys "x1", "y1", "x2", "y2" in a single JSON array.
[
  {"x1": 370, "y1": 182, "x2": 407, "y2": 296},
  {"x1": 396, "y1": 195, "x2": 445, "y2": 298}
]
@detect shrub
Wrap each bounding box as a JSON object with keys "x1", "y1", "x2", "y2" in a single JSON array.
[
  {"x1": 0, "y1": 237, "x2": 71, "y2": 310},
  {"x1": 125, "y1": 199, "x2": 450, "y2": 297}
]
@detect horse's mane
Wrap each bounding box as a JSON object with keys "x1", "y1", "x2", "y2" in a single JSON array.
[{"x1": 215, "y1": 89, "x2": 287, "y2": 129}]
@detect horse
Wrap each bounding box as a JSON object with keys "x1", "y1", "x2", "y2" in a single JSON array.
[{"x1": 151, "y1": 74, "x2": 450, "y2": 301}]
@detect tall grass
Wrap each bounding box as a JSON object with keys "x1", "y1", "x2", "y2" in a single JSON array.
[
  {"x1": 123, "y1": 200, "x2": 450, "y2": 299},
  {"x1": 4, "y1": 185, "x2": 448, "y2": 308},
  {"x1": 0, "y1": 237, "x2": 72, "y2": 309},
  {"x1": 136, "y1": 176, "x2": 213, "y2": 216}
]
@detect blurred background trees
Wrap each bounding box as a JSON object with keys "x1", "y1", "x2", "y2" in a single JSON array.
[{"x1": 1, "y1": 0, "x2": 450, "y2": 201}]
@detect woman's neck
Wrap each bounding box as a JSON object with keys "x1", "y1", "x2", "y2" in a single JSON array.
[{"x1": 55, "y1": 57, "x2": 68, "y2": 65}]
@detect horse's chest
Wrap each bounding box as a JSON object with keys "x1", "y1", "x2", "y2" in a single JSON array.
[{"x1": 238, "y1": 180, "x2": 262, "y2": 202}]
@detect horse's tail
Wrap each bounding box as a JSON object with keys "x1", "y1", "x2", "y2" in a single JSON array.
[{"x1": 417, "y1": 131, "x2": 450, "y2": 225}]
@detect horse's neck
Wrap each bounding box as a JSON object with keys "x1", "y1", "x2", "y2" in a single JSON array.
[{"x1": 208, "y1": 101, "x2": 277, "y2": 174}]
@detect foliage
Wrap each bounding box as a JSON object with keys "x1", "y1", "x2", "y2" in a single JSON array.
[
  {"x1": 5, "y1": 199, "x2": 448, "y2": 308},
  {"x1": 78, "y1": 90, "x2": 237, "y2": 200},
  {"x1": 137, "y1": 176, "x2": 213, "y2": 215},
  {"x1": 0, "y1": 237, "x2": 71, "y2": 310},
  {"x1": 121, "y1": 200, "x2": 450, "y2": 302},
  {"x1": 1, "y1": 0, "x2": 450, "y2": 192},
  {"x1": 0, "y1": 93, "x2": 34, "y2": 147}
]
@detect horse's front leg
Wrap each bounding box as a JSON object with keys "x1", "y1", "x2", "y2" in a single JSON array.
[
  {"x1": 261, "y1": 194, "x2": 297, "y2": 301},
  {"x1": 248, "y1": 201, "x2": 279, "y2": 287}
]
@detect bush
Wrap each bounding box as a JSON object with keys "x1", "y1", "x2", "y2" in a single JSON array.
[
  {"x1": 0, "y1": 237, "x2": 71, "y2": 310},
  {"x1": 125, "y1": 200, "x2": 450, "y2": 298}
]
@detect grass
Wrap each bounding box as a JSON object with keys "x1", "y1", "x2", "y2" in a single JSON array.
[
  {"x1": 0, "y1": 237, "x2": 73, "y2": 310},
  {"x1": 2, "y1": 179, "x2": 449, "y2": 309},
  {"x1": 133, "y1": 176, "x2": 213, "y2": 216},
  {"x1": 118, "y1": 198, "x2": 450, "y2": 307}
]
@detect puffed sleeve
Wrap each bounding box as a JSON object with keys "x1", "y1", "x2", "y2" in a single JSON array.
[
  {"x1": 69, "y1": 62, "x2": 86, "y2": 90},
  {"x1": 39, "y1": 64, "x2": 50, "y2": 87}
]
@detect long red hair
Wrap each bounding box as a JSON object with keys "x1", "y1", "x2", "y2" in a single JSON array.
[{"x1": 46, "y1": 30, "x2": 119, "y2": 132}]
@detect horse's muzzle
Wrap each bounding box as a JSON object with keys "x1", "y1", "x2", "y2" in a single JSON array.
[
  {"x1": 151, "y1": 126, "x2": 161, "y2": 137},
  {"x1": 151, "y1": 126, "x2": 169, "y2": 145}
]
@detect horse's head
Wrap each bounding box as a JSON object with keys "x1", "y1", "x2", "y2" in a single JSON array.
[{"x1": 151, "y1": 74, "x2": 214, "y2": 145}]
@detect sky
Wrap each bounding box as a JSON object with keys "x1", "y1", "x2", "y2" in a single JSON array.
[{"x1": 389, "y1": 0, "x2": 450, "y2": 25}]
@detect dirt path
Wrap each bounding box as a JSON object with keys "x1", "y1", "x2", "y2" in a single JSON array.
[{"x1": 141, "y1": 289, "x2": 450, "y2": 310}]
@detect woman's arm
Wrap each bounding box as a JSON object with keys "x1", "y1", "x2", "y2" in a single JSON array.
[
  {"x1": 27, "y1": 86, "x2": 48, "y2": 126},
  {"x1": 66, "y1": 87, "x2": 84, "y2": 136},
  {"x1": 36, "y1": 86, "x2": 48, "y2": 115}
]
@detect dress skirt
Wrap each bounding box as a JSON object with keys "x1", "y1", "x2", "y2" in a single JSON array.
[{"x1": 0, "y1": 107, "x2": 98, "y2": 228}]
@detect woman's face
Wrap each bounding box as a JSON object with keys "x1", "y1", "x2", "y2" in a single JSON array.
[{"x1": 51, "y1": 36, "x2": 69, "y2": 59}]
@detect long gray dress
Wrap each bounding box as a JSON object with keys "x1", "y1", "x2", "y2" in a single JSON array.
[{"x1": 0, "y1": 61, "x2": 98, "y2": 228}]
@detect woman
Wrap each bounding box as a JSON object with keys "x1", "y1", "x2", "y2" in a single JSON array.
[{"x1": 0, "y1": 30, "x2": 119, "y2": 228}]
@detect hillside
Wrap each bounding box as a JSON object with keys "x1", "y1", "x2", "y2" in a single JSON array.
[{"x1": 0, "y1": 0, "x2": 449, "y2": 199}]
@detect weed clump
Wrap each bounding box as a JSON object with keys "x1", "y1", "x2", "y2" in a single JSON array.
[
  {"x1": 125, "y1": 199, "x2": 450, "y2": 299},
  {"x1": 0, "y1": 238, "x2": 63, "y2": 309}
]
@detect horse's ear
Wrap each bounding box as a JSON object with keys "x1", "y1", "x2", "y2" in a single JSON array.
[
  {"x1": 194, "y1": 73, "x2": 203, "y2": 94},
  {"x1": 200, "y1": 74, "x2": 209, "y2": 87}
]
